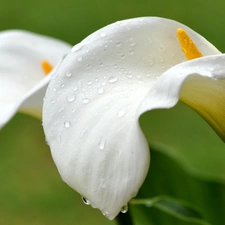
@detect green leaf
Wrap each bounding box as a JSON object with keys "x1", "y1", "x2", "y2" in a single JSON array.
[
  {"x1": 131, "y1": 146, "x2": 225, "y2": 225},
  {"x1": 131, "y1": 197, "x2": 209, "y2": 225}
]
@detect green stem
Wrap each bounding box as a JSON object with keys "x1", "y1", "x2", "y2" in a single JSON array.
[{"x1": 115, "y1": 210, "x2": 134, "y2": 225}]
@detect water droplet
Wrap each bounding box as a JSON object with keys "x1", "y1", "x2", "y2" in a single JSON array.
[
  {"x1": 97, "y1": 87, "x2": 104, "y2": 94},
  {"x1": 67, "y1": 94, "x2": 76, "y2": 102},
  {"x1": 108, "y1": 76, "x2": 118, "y2": 83},
  {"x1": 159, "y1": 44, "x2": 165, "y2": 52},
  {"x1": 81, "y1": 128, "x2": 87, "y2": 137},
  {"x1": 98, "y1": 138, "x2": 106, "y2": 150},
  {"x1": 72, "y1": 108, "x2": 76, "y2": 113},
  {"x1": 77, "y1": 56, "x2": 83, "y2": 62},
  {"x1": 82, "y1": 98, "x2": 90, "y2": 104},
  {"x1": 121, "y1": 205, "x2": 128, "y2": 213},
  {"x1": 127, "y1": 74, "x2": 133, "y2": 79},
  {"x1": 64, "y1": 121, "x2": 71, "y2": 128},
  {"x1": 120, "y1": 54, "x2": 125, "y2": 59},
  {"x1": 82, "y1": 196, "x2": 91, "y2": 205},
  {"x1": 159, "y1": 57, "x2": 164, "y2": 63},
  {"x1": 100, "y1": 178, "x2": 106, "y2": 188},
  {"x1": 73, "y1": 86, "x2": 78, "y2": 91},
  {"x1": 148, "y1": 38, "x2": 152, "y2": 44},
  {"x1": 86, "y1": 64, "x2": 91, "y2": 69},
  {"x1": 116, "y1": 41, "x2": 121, "y2": 47},
  {"x1": 61, "y1": 83, "x2": 65, "y2": 88},
  {"x1": 100, "y1": 32, "x2": 107, "y2": 37},
  {"x1": 117, "y1": 105, "x2": 130, "y2": 118},
  {"x1": 66, "y1": 71, "x2": 72, "y2": 77},
  {"x1": 129, "y1": 37, "x2": 136, "y2": 46},
  {"x1": 87, "y1": 80, "x2": 93, "y2": 85},
  {"x1": 53, "y1": 88, "x2": 57, "y2": 92},
  {"x1": 129, "y1": 48, "x2": 134, "y2": 54}
]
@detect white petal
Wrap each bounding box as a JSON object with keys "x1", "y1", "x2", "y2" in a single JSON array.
[
  {"x1": 43, "y1": 17, "x2": 220, "y2": 219},
  {"x1": 138, "y1": 54, "x2": 225, "y2": 140},
  {"x1": 0, "y1": 30, "x2": 71, "y2": 128}
]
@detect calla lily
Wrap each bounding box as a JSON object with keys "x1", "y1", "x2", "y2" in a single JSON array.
[
  {"x1": 42, "y1": 17, "x2": 225, "y2": 219},
  {"x1": 0, "y1": 30, "x2": 72, "y2": 129}
]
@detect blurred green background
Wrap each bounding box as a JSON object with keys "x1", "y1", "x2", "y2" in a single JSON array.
[{"x1": 1, "y1": 0, "x2": 225, "y2": 224}]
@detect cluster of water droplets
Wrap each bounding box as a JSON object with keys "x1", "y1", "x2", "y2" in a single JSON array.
[{"x1": 81, "y1": 196, "x2": 128, "y2": 215}]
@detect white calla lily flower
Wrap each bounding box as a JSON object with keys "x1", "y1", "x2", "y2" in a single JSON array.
[
  {"x1": 43, "y1": 17, "x2": 225, "y2": 219},
  {"x1": 0, "y1": 30, "x2": 72, "y2": 129}
]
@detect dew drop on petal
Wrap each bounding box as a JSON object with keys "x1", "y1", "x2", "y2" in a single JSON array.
[
  {"x1": 159, "y1": 57, "x2": 164, "y2": 63},
  {"x1": 116, "y1": 41, "x2": 121, "y2": 47},
  {"x1": 100, "y1": 32, "x2": 107, "y2": 37},
  {"x1": 98, "y1": 138, "x2": 106, "y2": 150},
  {"x1": 82, "y1": 196, "x2": 91, "y2": 205},
  {"x1": 87, "y1": 80, "x2": 93, "y2": 85},
  {"x1": 108, "y1": 76, "x2": 118, "y2": 84},
  {"x1": 64, "y1": 121, "x2": 71, "y2": 128},
  {"x1": 97, "y1": 87, "x2": 104, "y2": 94},
  {"x1": 80, "y1": 128, "x2": 87, "y2": 137},
  {"x1": 67, "y1": 95, "x2": 76, "y2": 102},
  {"x1": 65, "y1": 71, "x2": 72, "y2": 77},
  {"x1": 117, "y1": 105, "x2": 130, "y2": 118},
  {"x1": 129, "y1": 37, "x2": 136, "y2": 46},
  {"x1": 149, "y1": 59, "x2": 153, "y2": 66},
  {"x1": 121, "y1": 204, "x2": 128, "y2": 213},
  {"x1": 159, "y1": 44, "x2": 165, "y2": 52},
  {"x1": 100, "y1": 178, "x2": 106, "y2": 188},
  {"x1": 77, "y1": 56, "x2": 83, "y2": 62},
  {"x1": 82, "y1": 98, "x2": 90, "y2": 104},
  {"x1": 148, "y1": 38, "x2": 152, "y2": 44}
]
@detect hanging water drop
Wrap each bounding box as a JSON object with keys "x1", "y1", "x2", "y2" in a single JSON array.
[
  {"x1": 82, "y1": 196, "x2": 91, "y2": 205},
  {"x1": 120, "y1": 204, "x2": 128, "y2": 213}
]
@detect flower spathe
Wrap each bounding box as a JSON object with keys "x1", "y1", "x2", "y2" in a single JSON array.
[
  {"x1": 0, "y1": 30, "x2": 72, "y2": 129},
  {"x1": 42, "y1": 17, "x2": 225, "y2": 219}
]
